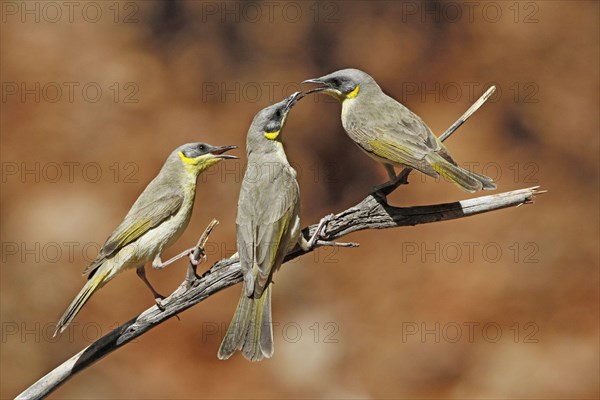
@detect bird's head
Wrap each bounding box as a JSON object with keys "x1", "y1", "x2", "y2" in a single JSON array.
[
  {"x1": 302, "y1": 68, "x2": 377, "y2": 102},
  {"x1": 247, "y1": 91, "x2": 304, "y2": 151},
  {"x1": 176, "y1": 142, "x2": 238, "y2": 174}
]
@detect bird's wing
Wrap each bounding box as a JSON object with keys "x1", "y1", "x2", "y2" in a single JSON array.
[
  {"x1": 82, "y1": 192, "x2": 184, "y2": 275},
  {"x1": 350, "y1": 98, "x2": 444, "y2": 173},
  {"x1": 237, "y1": 165, "x2": 299, "y2": 298}
]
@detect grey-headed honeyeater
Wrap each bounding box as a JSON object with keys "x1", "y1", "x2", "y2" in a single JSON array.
[
  {"x1": 303, "y1": 68, "x2": 496, "y2": 192},
  {"x1": 218, "y1": 92, "x2": 328, "y2": 362},
  {"x1": 54, "y1": 142, "x2": 237, "y2": 337}
]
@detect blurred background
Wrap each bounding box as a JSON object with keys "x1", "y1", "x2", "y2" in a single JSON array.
[{"x1": 1, "y1": 1, "x2": 598, "y2": 398}]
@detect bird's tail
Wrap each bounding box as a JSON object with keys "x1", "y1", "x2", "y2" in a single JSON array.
[
  {"x1": 426, "y1": 152, "x2": 496, "y2": 193},
  {"x1": 217, "y1": 284, "x2": 273, "y2": 362},
  {"x1": 54, "y1": 266, "x2": 111, "y2": 337}
]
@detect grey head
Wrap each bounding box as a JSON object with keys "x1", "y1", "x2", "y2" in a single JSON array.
[
  {"x1": 177, "y1": 142, "x2": 237, "y2": 159},
  {"x1": 164, "y1": 142, "x2": 238, "y2": 175},
  {"x1": 302, "y1": 68, "x2": 381, "y2": 101},
  {"x1": 246, "y1": 91, "x2": 304, "y2": 155}
]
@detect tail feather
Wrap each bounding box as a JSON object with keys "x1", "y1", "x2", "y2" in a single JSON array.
[
  {"x1": 468, "y1": 170, "x2": 497, "y2": 190},
  {"x1": 218, "y1": 285, "x2": 273, "y2": 362},
  {"x1": 53, "y1": 267, "x2": 110, "y2": 337},
  {"x1": 426, "y1": 153, "x2": 496, "y2": 193}
]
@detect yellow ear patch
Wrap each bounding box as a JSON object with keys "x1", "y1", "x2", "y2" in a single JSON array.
[
  {"x1": 178, "y1": 151, "x2": 197, "y2": 165},
  {"x1": 264, "y1": 130, "x2": 280, "y2": 140},
  {"x1": 346, "y1": 85, "x2": 360, "y2": 99}
]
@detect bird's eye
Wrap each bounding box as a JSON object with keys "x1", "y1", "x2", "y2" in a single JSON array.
[
  {"x1": 331, "y1": 78, "x2": 341, "y2": 87},
  {"x1": 198, "y1": 144, "x2": 206, "y2": 151}
]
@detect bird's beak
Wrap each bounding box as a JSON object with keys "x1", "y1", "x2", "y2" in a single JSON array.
[
  {"x1": 302, "y1": 78, "x2": 343, "y2": 99},
  {"x1": 301, "y1": 78, "x2": 330, "y2": 94},
  {"x1": 210, "y1": 145, "x2": 238, "y2": 159},
  {"x1": 284, "y1": 91, "x2": 305, "y2": 111},
  {"x1": 302, "y1": 78, "x2": 327, "y2": 86}
]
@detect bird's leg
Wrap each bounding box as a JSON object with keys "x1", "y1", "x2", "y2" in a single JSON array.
[
  {"x1": 305, "y1": 214, "x2": 334, "y2": 249},
  {"x1": 372, "y1": 165, "x2": 411, "y2": 197},
  {"x1": 384, "y1": 164, "x2": 397, "y2": 181},
  {"x1": 152, "y1": 248, "x2": 199, "y2": 270},
  {"x1": 299, "y1": 214, "x2": 358, "y2": 251},
  {"x1": 136, "y1": 266, "x2": 165, "y2": 310},
  {"x1": 371, "y1": 164, "x2": 399, "y2": 193}
]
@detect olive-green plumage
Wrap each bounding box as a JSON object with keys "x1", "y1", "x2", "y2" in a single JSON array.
[
  {"x1": 54, "y1": 142, "x2": 237, "y2": 337},
  {"x1": 218, "y1": 92, "x2": 305, "y2": 362},
  {"x1": 304, "y1": 68, "x2": 496, "y2": 192}
]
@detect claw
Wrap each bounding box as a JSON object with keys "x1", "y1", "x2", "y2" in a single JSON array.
[
  {"x1": 316, "y1": 240, "x2": 359, "y2": 248},
  {"x1": 307, "y1": 214, "x2": 335, "y2": 249},
  {"x1": 188, "y1": 251, "x2": 200, "y2": 266}
]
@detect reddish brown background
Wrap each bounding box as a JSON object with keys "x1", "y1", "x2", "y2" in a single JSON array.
[{"x1": 1, "y1": 1, "x2": 598, "y2": 398}]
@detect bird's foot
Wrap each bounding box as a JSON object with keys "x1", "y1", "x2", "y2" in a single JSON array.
[
  {"x1": 315, "y1": 240, "x2": 359, "y2": 248},
  {"x1": 372, "y1": 179, "x2": 395, "y2": 195},
  {"x1": 306, "y1": 214, "x2": 335, "y2": 250},
  {"x1": 188, "y1": 250, "x2": 203, "y2": 267},
  {"x1": 372, "y1": 173, "x2": 409, "y2": 197},
  {"x1": 298, "y1": 215, "x2": 357, "y2": 251},
  {"x1": 185, "y1": 247, "x2": 208, "y2": 288}
]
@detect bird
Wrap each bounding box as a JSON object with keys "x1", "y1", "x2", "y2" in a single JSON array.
[
  {"x1": 218, "y1": 92, "x2": 326, "y2": 361},
  {"x1": 303, "y1": 68, "x2": 496, "y2": 192},
  {"x1": 54, "y1": 142, "x2": 237, "y2": 337}
]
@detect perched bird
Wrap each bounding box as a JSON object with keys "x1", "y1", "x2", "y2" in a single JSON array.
[
  {"x1": 303, "y1": 68, "x2": 496, "y2": 192},
  {"x1": 218, "y1": 92, "x2": 319, "y2": 361},
  {"x1": 54, "y1": 142, "x2": 237, "y2": 336}
]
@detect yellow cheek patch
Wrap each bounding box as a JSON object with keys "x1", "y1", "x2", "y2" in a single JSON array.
[
  {"x1": 346, "y1": 85, "x2": 360, "y2": 99},
  {"x1": 264, "y1": 130, "x2": 280, "y2": 140},
  {"x1": 178, "y1": 151, "x2": 197, "y2": 165},
  {"x1": 199, "y1": 156, "x2": 221, "y2": 171}
]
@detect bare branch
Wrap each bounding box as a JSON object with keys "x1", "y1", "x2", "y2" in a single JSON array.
[{"x1": 439, "y1": 85, "x2": 496, "y2": 142}]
